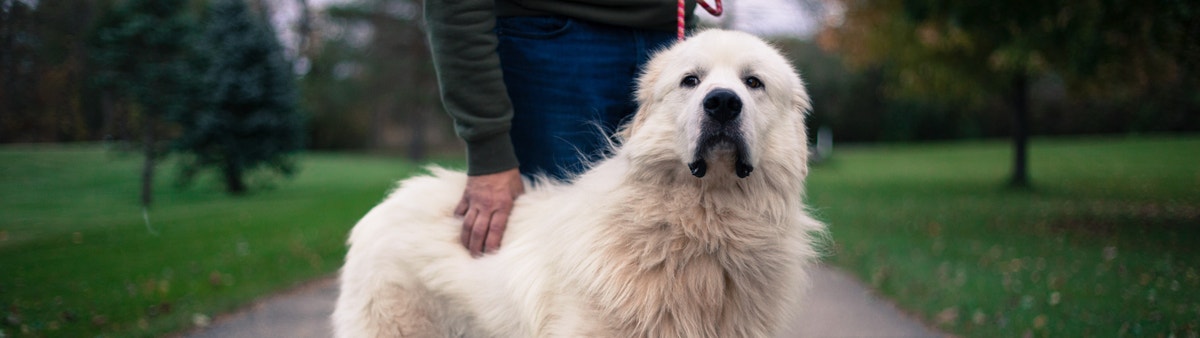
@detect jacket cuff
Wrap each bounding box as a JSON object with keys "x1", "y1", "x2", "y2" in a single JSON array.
[{"x1": 465, "y1": 132, "x2": 519, "y2": 176}]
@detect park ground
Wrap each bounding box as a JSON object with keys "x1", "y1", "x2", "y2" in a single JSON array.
[
  {"x1": 1, "y1": 135, "x2": 1198, "y2": 337},
  {"x1": 180, "y1": 265, "x2": 940, "y2": 338}
]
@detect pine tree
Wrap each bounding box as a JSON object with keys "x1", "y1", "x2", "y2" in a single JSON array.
[
  {"x1": 90, "y1": 0, "x2": 203, "y2": 206},
  {"x1": 179, "y1": 0, "x2": 304, "y2": 194}
]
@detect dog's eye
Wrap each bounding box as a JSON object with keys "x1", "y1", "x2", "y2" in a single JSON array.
[
  {"x1": 744, "y1": 76, "x2": 764, "y2": 89},
  {"x1": 681, "y1": 75, "x2": 700, "y2": 88}
]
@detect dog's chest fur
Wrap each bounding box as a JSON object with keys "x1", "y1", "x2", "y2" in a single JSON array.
[{"x1": 570, "y1": 176, "x2": 799, "y2": 337}]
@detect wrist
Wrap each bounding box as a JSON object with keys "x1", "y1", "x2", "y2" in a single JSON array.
[{"x1": 465, "y1": 132, "x2": 519, "y2": 176}]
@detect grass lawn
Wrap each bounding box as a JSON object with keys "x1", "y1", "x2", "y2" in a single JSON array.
[
  {"x1": 1, "y1": 136, "x2": 1196, "y2": 337},
  {"x1": 0, "y1": 145, "x2": 448, "y2": 337},
  {"x1": 810, "y1": 135, "x2": 1200, "y2": 337}
]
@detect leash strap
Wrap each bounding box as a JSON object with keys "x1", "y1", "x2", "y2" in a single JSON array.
[{"x1": 678, "y1": 0, "x2": 723, "y2": 40}]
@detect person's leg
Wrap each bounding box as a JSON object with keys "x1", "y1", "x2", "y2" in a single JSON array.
[{"x1": 496, "y1": 17, "x2": 674, "y2": 180}]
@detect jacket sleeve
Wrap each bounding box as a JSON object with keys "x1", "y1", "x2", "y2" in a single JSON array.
[{"x1": 425, "y1": 0, "x2": 519, "y2": 176}]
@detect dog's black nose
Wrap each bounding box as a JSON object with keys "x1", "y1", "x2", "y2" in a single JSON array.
[{"x1": 703, "y1": 89, "x2": 742, "y2": 123}]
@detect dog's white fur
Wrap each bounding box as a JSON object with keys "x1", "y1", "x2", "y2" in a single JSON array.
[{"x1": 334, "y1": 30, "x2": 824, "y2": 337}]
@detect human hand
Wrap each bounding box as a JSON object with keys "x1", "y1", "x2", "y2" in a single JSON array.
[{"x1": 455, "y1": 168, "x2": 524, "y2": 257}]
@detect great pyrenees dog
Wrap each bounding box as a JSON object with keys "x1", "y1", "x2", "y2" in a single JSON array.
[{"x1": 334, "y1": 30, "x2": 824, "y2": 337}]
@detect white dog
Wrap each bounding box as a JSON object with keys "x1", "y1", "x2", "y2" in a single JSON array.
[{"x1": 334, "y1": 30, "x2": 825, "y2": 337}]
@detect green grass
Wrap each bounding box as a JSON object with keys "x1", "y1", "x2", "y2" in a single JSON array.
[
  {"x1": 808, "y1": 136, "x2": 1200, "y2": 337},
  {"x1": 0, "y1": 145, "x2": 454, "y2": 337}
]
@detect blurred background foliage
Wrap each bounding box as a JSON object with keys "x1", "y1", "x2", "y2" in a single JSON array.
[
  {"x1": 791, "y1": 0, "x2": 1199, "y2": 144},
  {"x1": 3, "y1": 0, "x2": 1195, "y2": 152},
  {"x1": 0, "y1": 0, "x2": 454, "y2": 175}
]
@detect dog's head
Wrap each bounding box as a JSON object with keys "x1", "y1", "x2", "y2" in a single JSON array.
[{"x1": 623, "y1": 30, "x2": 812, "y2": 181}]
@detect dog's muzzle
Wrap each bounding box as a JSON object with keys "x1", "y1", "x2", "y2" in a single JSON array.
[{"x1": 688, "y1": 89, "x2": 753, "y2": 179}]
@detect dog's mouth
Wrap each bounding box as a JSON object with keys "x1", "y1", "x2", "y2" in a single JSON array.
[
  {"x1": 688, "y1": 131, "x2": 753, "y2": 179},
  {"x1": 688, "y1": 88, "x2": 752, "y2": 179}
]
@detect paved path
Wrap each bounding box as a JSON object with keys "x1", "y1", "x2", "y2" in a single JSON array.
[
  {"x1": 782, "y1": 266, "x2": 944, "y2": 337},
  {"x1": 185, "y1": 265, "x2": 942, "y2": 338}
]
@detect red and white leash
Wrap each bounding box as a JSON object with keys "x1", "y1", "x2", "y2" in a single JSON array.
[{"x1": 678, "y1": 0, "x2": 723, "y2": 40}]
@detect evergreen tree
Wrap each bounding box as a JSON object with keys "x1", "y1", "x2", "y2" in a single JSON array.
[
  {"x1": 90, "y1": 0, "x2": 203, "y2": 206},
  {"x1": 180, "y1": 0, "x2": 304, "y2": 194}
]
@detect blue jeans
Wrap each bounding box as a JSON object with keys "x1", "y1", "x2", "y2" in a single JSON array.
[{"x1": 496, "y1": 16, "x2": 676, "y2": 180}]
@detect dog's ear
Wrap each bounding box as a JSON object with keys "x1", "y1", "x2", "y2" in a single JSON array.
[
  {"x1": 793, "y1": 79, "x2": 814, "y2": 166},
  {"x1": 792, "y1": 76, "x2": 813, "y2": 133},
  {"x1": 621, "y1": 74, "x2": 663, "y2": 140},
  {"x1": 792, "y1": 76, "x2": 812, "y2": 117},
  {"x1": 619, "y1": 100, "x2": 653, "y2": 141},
  {"x1": 620, "y1": 46, "x2": 674, "y2": 141},
  {"x1": 636, "y1": 44, "x2": 678, "y2": 106}
]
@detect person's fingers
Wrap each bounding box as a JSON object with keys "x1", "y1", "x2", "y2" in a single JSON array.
[
  {"x1": 461, "y1": 207, "x2": 478, "y2": 250},
  {"x1": 454, "y1": 196, "x2": 469, "y2": 217},
  {"x1": 467, "y1": 209, "x2": 491, "y2": 257},
  {"x1": 483, "y1": 207, "x2": 510, "y2": 254},
  {"x1": 457, "y1": 168, "x2": 523, "y2": 257}
]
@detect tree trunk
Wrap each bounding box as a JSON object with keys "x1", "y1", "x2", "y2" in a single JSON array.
[
  {"x1": 223, "y1": 160, "x2": 247, "y2": 194},
  {"x1": 141, "y1": 115, "x2": 157, "y2": 207},
  {"x1": 101, "y1": 93, "x2": 120, "y2": 141},
  {"x1": 1008, "y1": 73, "x2": 1030, "y2": 188},
  {"x1": 371, "y1": 106, "x2": 385, "y2": 148},
  {"x1": 408, "y1": 108, "x2": 427, "y2": 161},
  {"x1": 252, "y1": 0, "x2": 273, "y2": 25},
  {"x1": 296, "y1": 0, "x2": 312, "y2": 54}
]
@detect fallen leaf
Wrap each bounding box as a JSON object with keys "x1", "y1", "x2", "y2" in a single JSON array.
[
  {"x1": 1033, "y1": 314, "x2": 1047, "y2": 329},
  {"x1": 972, "y1": 309, "x2": 986, "y2": 325},
  {"x1": 192, "y1": 313, "x2": 211, "y2": 328},
  {"x1": 91, "y1": 315, "x2": 108, "y2": 327},
  {"x1": 935, "y1": 307, "x2": 959, "y2": 326}
]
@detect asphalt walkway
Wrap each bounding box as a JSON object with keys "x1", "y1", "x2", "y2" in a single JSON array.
[{"x1": 184, "y1": 265, "x2": 943, "y2": 338}]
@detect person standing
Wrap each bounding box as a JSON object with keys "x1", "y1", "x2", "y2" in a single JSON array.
[{"x1": 425, "y1": 0, "x2": 699, "y2": 257}]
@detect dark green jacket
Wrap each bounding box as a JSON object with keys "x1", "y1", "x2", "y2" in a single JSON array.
[{"x1": 425, "y1": 0, "x2": 697, "y2": 175}]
